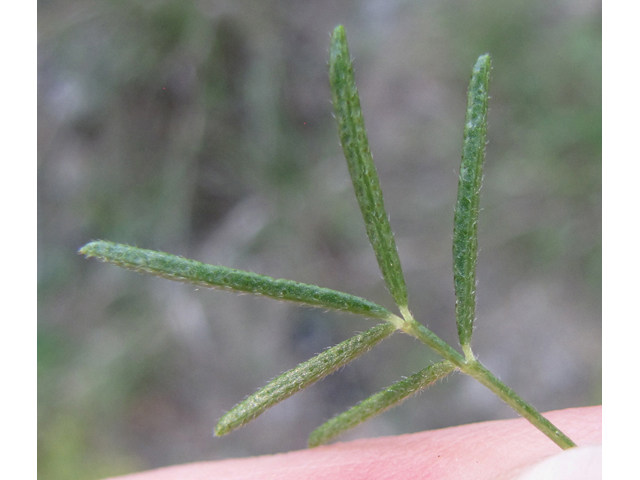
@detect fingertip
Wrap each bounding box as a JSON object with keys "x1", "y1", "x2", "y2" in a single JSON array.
[{"x1": 515, "y1": 444, "x2": 602, "y2": 480}]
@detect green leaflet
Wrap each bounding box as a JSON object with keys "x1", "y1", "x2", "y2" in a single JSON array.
[
  {"x1": 452, "y1": 54, "x2": 491, "y2": 351},
  {"x1": 308, "y1": 361, "x2": 456, "y2": 447},
  {"x1": 79, "y1": 240, "x2": 397, "y2": 321},
  {"x1": 329, "y1": 25, "x2": 409, "y2": 310},
  {"x1": 215, "y1": 323, "x2": 396, "y2": 436}
]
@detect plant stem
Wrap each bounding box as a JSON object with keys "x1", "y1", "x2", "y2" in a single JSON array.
[
  {"x1": 398, "y1": 307, "x2": 466, "y2": 367},
  {"x1": 464, "y1": 360, "x2": 577, "y2": 450},
  {"x1": 400, "y1": 313, "x2": 576, "y2": 450}
]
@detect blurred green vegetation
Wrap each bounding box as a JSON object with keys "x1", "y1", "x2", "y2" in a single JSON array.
[{"x1": 38, "y1": 0, "x2": 601, "y2": 478}]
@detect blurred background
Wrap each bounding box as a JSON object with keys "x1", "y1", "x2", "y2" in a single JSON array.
[{"x1": 38, "y1": 0, "x2": 601, "y2": 478}]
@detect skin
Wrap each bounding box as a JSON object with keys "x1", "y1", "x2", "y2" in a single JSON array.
[{"x1": 105, "y1": 406, "x2": 601, "y2": 480}]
